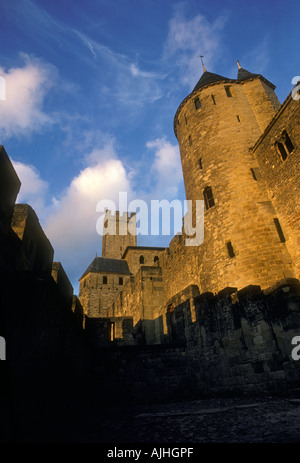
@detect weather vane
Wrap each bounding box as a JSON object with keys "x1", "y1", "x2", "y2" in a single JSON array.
[{"x1": 200, "y1": 55, "x2": 206, "y2": 72}]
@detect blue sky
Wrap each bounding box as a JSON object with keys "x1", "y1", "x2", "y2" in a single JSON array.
[{"x1": 0, "y1": 0, "x2": 299, "y2": 293}]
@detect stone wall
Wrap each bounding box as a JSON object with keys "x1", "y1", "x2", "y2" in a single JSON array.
[
  {"x1": 92, "y1": 345, "x2": 189, "y2": 404},
  {"x1": 0, "y1": 146, "x2": 91, "y2": 442},
  {"x1": 102, "y1": 211, "x2": 137, "y2": 259},
  {"x1": 108, "y1": 266, "x2": 165, "y2": 344},
  {"x1": 11, "y1": 204, "x2": 54, "y2": 274},
  {"x1": 91, "y1": 280, "x2": 300, "y2": 403},
  {"x1": 52, "y1": 261, "x2": 73, "y2": 310},
  {"x1": 79, "y1": 270, "x2": 131, "y2": 317},
  {"x1": 168, "y1": 280, "x2": 300, "y2": 395},
  {"x1": 122, "y1": 246, "x2": 166, "y2": 276},
  {"x1": 253, "y1": 94, "x2": 300, "y2": 279}
]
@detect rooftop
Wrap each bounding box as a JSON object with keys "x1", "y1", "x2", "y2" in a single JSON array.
[{"x1": 79, "y1": 257, "x2": 132, "y2": 280}]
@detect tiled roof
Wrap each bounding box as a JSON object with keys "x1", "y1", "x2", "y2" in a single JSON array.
[
  {"x1": 79, "y1": 257, "x2": 132, "y2": 280},
  {"x1": 193, "y1": 71, "x2": 230, "y2": 92}
]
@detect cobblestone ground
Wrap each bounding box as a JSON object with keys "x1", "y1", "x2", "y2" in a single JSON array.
[{"x1": 78, "y1": 397, "x2": 300, "y2": 443}]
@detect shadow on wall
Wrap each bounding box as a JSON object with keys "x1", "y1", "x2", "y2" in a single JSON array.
[{"x1": 85, "y1": 279, "x2": 300, "y2": 399}]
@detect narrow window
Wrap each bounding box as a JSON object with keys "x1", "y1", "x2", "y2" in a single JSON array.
[
  {"x1": 226, "y1": 241, "x2": 235, "y2": 258},
  {"x1": 273, "y1": 218, "x2": 286, "y2": 243},
  {"x1": 154, "y1": 256, "x2": 159, "y2": 264},
  {"x1": 194, "y1": 97, "x2": 201, "y2": 110},
  {"x1": 110, "y1": 323, "x2": 115, "y2": 341},
  {"x1": 103, "y1": 276, "x2": 108, "y2": 284},
  {"x1": 188, "y1": 135, "x2": 192, "y2": 146},
  {"x1": 250, "y1": 168, "x2": 257, "y2": 181},
  {"x1": 203, "y1": 186, "x2": 215, "y2": 210},
  {"x1": 276, "y1": 141, "x2": 288, "y2": 161},
  {"x1": 282, "y1": 130, "x2": 294, "y2": 154},
  {"x1": 199, "y1": 158, "x2": 203, "y2": 169},
  {"x1": 119, "y1": 277, "x2": 123, "y2": 285},
  {"x1": 139, "y1": 255, "x2": 144, "y2": 264},
  {"x1": 184, "y1": 115, "x2": 188, "y2": 125},
  {"x1": 211, "y1": 94, "x2": 216, "y2": 105},
  {"x1": 236, "y1": 115, "x2": 240, "y2": 122},
  {"x1": 225, "y1": 86, "x2": 232, "y2": 97},
  {"x1": 83, "y1": 280, "x2": 86, "y2": 288}
]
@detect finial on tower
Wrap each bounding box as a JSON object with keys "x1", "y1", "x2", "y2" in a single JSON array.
[
  {"x1": 200, "y1": 55, "x2": 206, "y2": 73},
  {"x1": 236, "y1": 60, "x2": 242, "y2": 69}
]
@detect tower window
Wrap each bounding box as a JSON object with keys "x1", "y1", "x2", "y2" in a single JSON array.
[
  {"x1": 203, "y1": 187, "x2": 215, "y2": 210},
  {"x1": 226, "y1": 241, "x2": 235, "y2": 258},
  {"x1": 199, "y1": 158, "x2": 203, "y2": 169},
  {"x1": 282, "y1": 130, "x2": 294, "y2": 153},
  {"x1": 236, "y1": 115, "x2": 240, "y2": 122},
  {"x1": 188, "y1": 135, "x2": 192, "y2": 146},
  {"x1": 194, "y1": 97, "x2": 201, "y2": 110},
  {"x1": 103, "y1": 276, "x2": 108, "y2": 284},
  {"x1": 184, "y1": 115, "x2": 188, "y2": 125},
  {"x1": 119, "y1": 277, "x2": 123, "y2": 285},
  {"x1": 139, "y1": 255, "x2": 144, "y2": 264},
  {"x1": 273, "y1": 218, "x2": 286, "y2": 243},
  {"x1": 250, "y1": 168, "x2": 257, "y2": 181},
  {"x1": 154, "y1": 256, "x2": 159, "y2": 264},
  {"x1": 225, "y1": 86, "x2": 232, "y2": 97},
  {"x1": 276, "y1": 130, "x2": 294, "y2": 161},
  {"x1": 276, "y1": 142, "x2": 288, "y2": 161},
  {"x1": 211, "y1": 94, "x2": 216, "y2": 105}
]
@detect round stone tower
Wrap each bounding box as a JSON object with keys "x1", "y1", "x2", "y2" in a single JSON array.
[{"x1": 174, "y1": 62, "x2": 295, "y2": 293}]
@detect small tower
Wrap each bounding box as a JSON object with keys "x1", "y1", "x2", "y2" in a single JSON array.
[
  {"x1": 102, "y1": 210, "x2": 137, "y2": 259},
  {"x1": 173, "y1": 62, "x2": 294, "y2": 292}
]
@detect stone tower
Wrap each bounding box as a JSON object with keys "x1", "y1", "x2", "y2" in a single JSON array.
[
  {"x1": 173, "y1": 63, "x2": 295, "y2": 293},
  {"x1": 102, "y1": 210, "x2": 137, "y2": 259}
]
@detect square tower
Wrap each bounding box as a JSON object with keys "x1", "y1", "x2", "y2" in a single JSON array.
[{"x1": 102, "y1": 210, "x2": 137, "y2": 259}]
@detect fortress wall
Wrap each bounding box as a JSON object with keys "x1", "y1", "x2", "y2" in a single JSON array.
[
  {"x1": 0, "y1": 271, "x2": 91, "y2": 441},
  {"x1": 107, "y1": 266, "x2": 165, "y2": 344},
  {"x1": 51, "y1": 262, "x2": 73, "y2": 310},
  {"x1": 253, "y1": 96, "x2": 300, "y2": 279},
  {"x1": 0, "y1": 148, "x2": 90, "y2": 441},
  {"x1": 123, "y1": 247, "x2": 165, "y2": 276},
  {"x1": 169, "y1": 280, "x2": 300, "y2": 395},
  {"x1": 91, "y1": 280, "x2": 300, "y2": 402},
  {"x1": 102, "y1": 211, "x2": 137, "y2": 259},
  {"x1": 11, "y1": 204, "x2": 54, "y2": 274},
  {"x1": 79, "y1": 271, "x2": 131, "y2": 317},
  {"x1": 159, "y1": 235, "x2": 198, "y2": 306}
]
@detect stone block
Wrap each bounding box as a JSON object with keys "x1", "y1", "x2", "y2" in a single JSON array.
[
  {"x1": 0, "y1": 146, "x2": 21, "y2": 224},
  {"x1": 11, "y1": 204, "x2": 54, "y2": 274}
]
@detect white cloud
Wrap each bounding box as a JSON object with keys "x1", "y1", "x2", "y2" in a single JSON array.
[
  {"x1": 73, "y1": 29, "x2": 163, "y2": 106},
  {"x1": 44, "y1": 147, "x2": 134, "y2": 289},
  {"x1": 0, "y1": 54, "x2": 56, "y2": 138},
  {"x1": 11, "y1": 159, "x2": 49, "y2": 219},
  {"x1": 164, "y1": 10, "x2": 227, "y2": 89},
  {"x1": 10, "y1": 136, "x2": 183, "y2": 292},
  {"x1": 146, "y1": 138, "x2": 182, "y2": 198}
]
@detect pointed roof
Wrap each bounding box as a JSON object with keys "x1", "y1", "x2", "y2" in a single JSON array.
[
  {"x1": 79, "y1": 257, "x2": 132, "y2": 280},
  {"x1": 237, "y1": 67, "x2": 259, "y2": 81},
  {"x1": 236, "y1": 60, "x2": 275, "y2": 88},
  {"x1": 193, "y1": 70, "x2": 230, "y2": 92}
]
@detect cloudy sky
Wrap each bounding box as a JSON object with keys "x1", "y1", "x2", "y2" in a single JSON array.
[{"x1": 0, "y1": 0, "x2": 299, "y2": 293}]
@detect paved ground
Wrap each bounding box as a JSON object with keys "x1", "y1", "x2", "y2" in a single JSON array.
[{"x1": 76, "y1": 396, "x2": 300, "y2": 443}]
